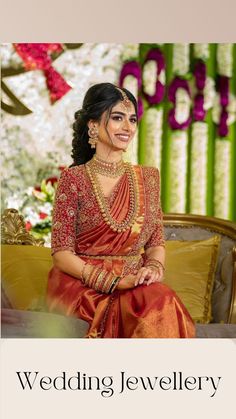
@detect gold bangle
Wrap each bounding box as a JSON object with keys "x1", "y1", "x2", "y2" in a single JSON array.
[
  {"x1": 109, "y1": 276, "x2": 121, "y2": 293},
  {"x1": 145, "y1": 258, "x2": 165, "y2": 272}
]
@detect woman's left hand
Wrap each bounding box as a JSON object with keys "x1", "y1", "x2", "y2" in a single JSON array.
[{"x1": 134, "y1": 266, "x2": 164, "y2": 287}]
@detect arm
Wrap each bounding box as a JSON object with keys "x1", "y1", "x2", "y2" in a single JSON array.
[
  {"x1": 51, "y1": 168, "x2": 90, "y2": 278},
  {"x1": 135, "y1": 168, "x2": 166, "y2": 286}
]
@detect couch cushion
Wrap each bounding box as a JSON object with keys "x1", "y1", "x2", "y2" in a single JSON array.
[
  {"x1": 164, "y1": 236, "x2": 220, "y2": 323},
  {"x1": 164, "y1": 225, "x2": 235, "y2": 322},
  {"x1": 1, "y1": 245, "x2": 52, "y2": 310}
]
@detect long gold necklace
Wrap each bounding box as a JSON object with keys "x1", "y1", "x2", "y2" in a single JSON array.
[
  {"x1": 89, "y1": 155, "x2": 126, "y2": 178},
  {"x1": 86, "y1": 159, "x2": 140, "y2": 233}
]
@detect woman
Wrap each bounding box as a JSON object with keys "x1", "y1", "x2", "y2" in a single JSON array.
[{"x1": 47, "y1": 82, "x2": 195, "y2": 338}]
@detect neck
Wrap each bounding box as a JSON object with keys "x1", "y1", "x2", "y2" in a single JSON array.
[{"x1": 95, "y1": 143, "x2": 123, "y2": 163}]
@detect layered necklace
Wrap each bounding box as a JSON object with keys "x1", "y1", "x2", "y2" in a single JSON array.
[{"x1": 86, "y1": 155, "x2": 140, "y2": 233}]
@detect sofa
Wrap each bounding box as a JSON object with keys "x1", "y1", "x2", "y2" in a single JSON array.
[{"x1": 1, "y1": 208, "x2": 236, "y2": 338}]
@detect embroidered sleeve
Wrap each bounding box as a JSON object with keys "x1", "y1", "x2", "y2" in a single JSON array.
[
  {"x1": 51, "y1": 168, "x2": 79, "y2": 255},
  {"x1": 144, "y1": 168, "x2": 165, "y2": 249}
]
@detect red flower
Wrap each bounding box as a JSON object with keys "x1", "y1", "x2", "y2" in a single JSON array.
[
  {"x1": 46, "y1": 176, "x2": 58, "y2": 185},
  {"x1": 39, "y1": 212, "x2": 48, "y2": 220},
  {"x1": 58, "y1": 166, "x2": 66, "y2": 171},
  {"x1": 25, "y1": 221, "x2": 32, "y2": 231}
]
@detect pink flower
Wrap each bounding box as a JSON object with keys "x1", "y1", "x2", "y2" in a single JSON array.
[{"x1": 25, "y1": 221, "x2": 32, "y2": 231}]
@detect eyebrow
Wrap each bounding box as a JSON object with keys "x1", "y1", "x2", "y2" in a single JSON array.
[{"x1": 111, "y1": 111, "x2": 137, "y2": 117}]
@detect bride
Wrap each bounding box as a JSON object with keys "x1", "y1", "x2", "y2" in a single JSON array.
[{"x1": 47, "y1": 82, "x2": 195, "y2": 338}]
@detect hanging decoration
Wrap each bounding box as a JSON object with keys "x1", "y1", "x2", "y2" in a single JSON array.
[{"x1": 13, "y1": 43, "x2": 72, "y2": 104}]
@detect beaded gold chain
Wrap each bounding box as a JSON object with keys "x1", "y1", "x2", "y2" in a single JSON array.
[
  {"x1": 89, "y1": 155, "x2": 126, "y2": 178},
  {"x1": 86, "y1": 160, "x2": 140, "y2": 232}
]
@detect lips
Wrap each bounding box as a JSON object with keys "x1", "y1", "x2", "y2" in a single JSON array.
[{"x1": 115, "y1": 134, "x2": 130, "y2": 142}]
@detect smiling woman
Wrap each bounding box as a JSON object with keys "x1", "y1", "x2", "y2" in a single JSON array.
[{"x1": 47, "y1": 82, "x2": 195, "y2": 338}]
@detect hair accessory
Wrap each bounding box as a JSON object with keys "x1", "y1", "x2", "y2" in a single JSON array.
[
  {"x1": 88, "y1": 125, "x2": 99, "y2": 148},
  {"x1": 116, "y1": 87, "x2": 132, "y2": 111}
]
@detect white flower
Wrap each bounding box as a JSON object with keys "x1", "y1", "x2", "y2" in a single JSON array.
[
  {"x1": 121, "y1": 44, "x2": 139, "y2": 61},
  {"x1": 212, "y1": 93, "x2": 236, "y2": 125},
  {"x1": 5, "y1": 194, "x2": 24, "y2": 209},
  {"x1": 204, "y1": 77, "x2": 216, "y2": 110},
  {"x1": 142, "y1": 61, "x2": 166, "y2": 97},
  {"x1": 217, "y1": 44, "x2": 233, "y2": 77},
  {"x1": 175, "y1": 88, "x2": 191, "y2": 124},
  {"x1": 173, "y1": 44, "x2": 190, "y2": 75},
  {"x1": 143, "y1": 108, "x2": 163, "y2": 168},
  {"x1": 143, "y1": 60, "x2": 158, "y2": 96},
  {"x1": 122, "y1": 75, "x2": 138, "y2": 98},
  {"x1": 214, "y1": 139, "x2": 231, "y2": 219},
  {"x1": 24, "y1": 209, "x2": 41, "y2": 226},
  {"x1": 39, "y1": 202, "x2": 53, "y2": 215},
  {"x1": 193, "y1": 44, "x2": 209, "y2": 60},
  {"x1": 169, "y1": 131, "x2": 188, "y2": 213},
  {"x1": 190, "y1": 122, "x2": 208, "y2": 214}
]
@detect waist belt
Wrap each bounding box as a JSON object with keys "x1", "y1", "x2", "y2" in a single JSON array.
[{"x1": 77, "y1": 253, "x2": 143, "y2": 260}]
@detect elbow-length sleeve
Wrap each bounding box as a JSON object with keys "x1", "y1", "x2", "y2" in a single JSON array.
[
  {"x1": 51, "y1": 168, "x2": 79, "y2": 255},
  {"x1": 144, "y1": 167, "x2": 165, "y2": 250}
]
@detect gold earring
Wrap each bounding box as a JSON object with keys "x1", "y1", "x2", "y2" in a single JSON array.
[{"x1": 88, "y1": 125, "x2": 99, "y2": 148}]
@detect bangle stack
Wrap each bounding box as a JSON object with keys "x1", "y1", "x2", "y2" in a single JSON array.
[
  {"x1": 145, "y1": 258, "x2": 165, "y2": 272},
  {"x1": 82, "y1": 263, "x2": 121, "y2": 294}
]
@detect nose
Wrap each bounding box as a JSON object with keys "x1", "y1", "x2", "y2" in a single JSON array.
[{"x1": 122, "y1": 118, "x2": 131, "y2": 131}]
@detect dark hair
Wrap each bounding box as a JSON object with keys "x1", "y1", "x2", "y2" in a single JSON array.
[{"x1": 71, "y1": 82, "x2": 138, "y2": 166}]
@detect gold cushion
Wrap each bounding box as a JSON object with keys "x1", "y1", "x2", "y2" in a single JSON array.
[
  {"x1": 2, "y1": 236, "x2": 220, "y2": 322},
  {"x1": 1, "y1": 245, "x2": 52, "y2": 310},
  {"x1": 164, "y1": 236, "x2": 221, "y2": 323}
]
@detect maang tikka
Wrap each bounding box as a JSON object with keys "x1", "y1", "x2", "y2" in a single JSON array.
[{"x1": 88, "y1": 125, "x2": 99, "y2": 148}]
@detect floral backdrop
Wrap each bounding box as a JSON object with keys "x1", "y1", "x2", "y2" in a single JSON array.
[{"x1": 1, "y1": 43, "x2": 236, "y2": 245}]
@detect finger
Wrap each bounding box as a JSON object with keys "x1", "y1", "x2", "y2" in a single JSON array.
[
  {"x1": 155, "y1": 271, "x2": 164, "y2": 282},
  {"x1": 139, "y1": 269, "x2": 152, "y2": 285},
  {"x1": 146, "y1": 272, "x2": 157, "y2": 286},
  {"x1": 135, "y1": 268, "x2": 147, "y2": 286},
  {"x1": 134, "y1": 271, "x2": 142, "y2": 286}
]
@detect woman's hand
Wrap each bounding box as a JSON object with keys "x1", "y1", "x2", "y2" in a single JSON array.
[
  {"x1": 134, "y1": 266, "x2": 164, "y2": 286},
  {"x1": 116, "y1": 274, "x2": 137, "y2": 290}
]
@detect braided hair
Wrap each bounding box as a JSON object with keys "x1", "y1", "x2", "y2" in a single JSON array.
[{"x1": 71, "y1": 82, "x2": 138, "y2": 166}]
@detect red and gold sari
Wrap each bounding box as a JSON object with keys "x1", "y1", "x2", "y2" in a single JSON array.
[{"x1": 47, "y1": 164, "x2": 195, "y2": 338}]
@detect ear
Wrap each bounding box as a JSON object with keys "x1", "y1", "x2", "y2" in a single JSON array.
[{"x1": 87, "y1": 119, "x2": 99, "y2": 130}]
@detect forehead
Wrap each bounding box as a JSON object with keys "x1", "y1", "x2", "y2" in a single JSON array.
[{"x1": 111, "y1": 100, "x2": 136, "y2": 115}]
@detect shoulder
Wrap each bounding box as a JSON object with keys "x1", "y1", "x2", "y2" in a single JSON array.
[
  {"x1": 59, "y1": 165, "x2": 85, "y2": 180},
  {"x1": 57, "y1": 165, "x2": 86, "y2": 191},
  {"x1": 133, "y1": 164, "x2": 160, "y2": 180}
]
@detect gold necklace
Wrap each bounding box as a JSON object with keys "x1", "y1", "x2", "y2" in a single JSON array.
[
  {"x1": 86, "y1": 161, "x2": 140, "y2": 232},
  {"x1": 90, "y1": 155, "x2": 126, "y2": 178}
]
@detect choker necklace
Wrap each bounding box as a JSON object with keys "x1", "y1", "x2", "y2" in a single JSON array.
[{"x1": 89, "y1": 155, "x2": 125, "y2": 178}]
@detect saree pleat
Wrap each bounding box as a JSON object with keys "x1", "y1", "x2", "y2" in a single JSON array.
[{"x1": 47, "y1": 164, "x2": 195, "y2": 338}]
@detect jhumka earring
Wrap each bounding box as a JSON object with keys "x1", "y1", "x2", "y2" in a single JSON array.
[{"x1": 88, "y1": 125, "x2": 99, "y2": 148}]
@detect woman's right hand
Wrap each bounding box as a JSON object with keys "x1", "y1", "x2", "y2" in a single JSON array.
[{"x1": 116, "y1": 274, "x2": 137, "y2": 290}]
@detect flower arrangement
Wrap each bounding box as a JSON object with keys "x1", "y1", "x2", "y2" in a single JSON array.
[{"x1": 6, "y1": 171, "x2": 64, "y2": 246}]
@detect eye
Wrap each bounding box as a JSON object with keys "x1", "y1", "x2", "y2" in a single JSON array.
[
  {"x1": 111, "y1": 115, "x2": 123, "y2": 121},
  {"x1": 130, "y1": 117, "x2": 137, "y2": 124}
]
